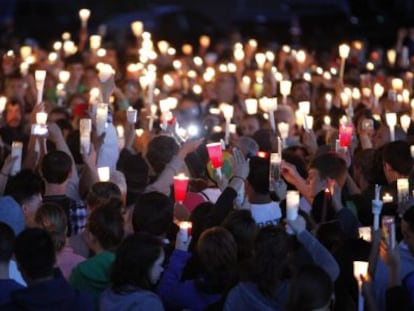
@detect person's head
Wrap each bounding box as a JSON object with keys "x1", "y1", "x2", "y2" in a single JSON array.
[
  {"x1": 308, "y1": 152, "x2": 347, "y2": 197},
  {"x1": 215, "y1": 73, "x2": 237, "y2": 103},
  {"x1": 286, "y1": 265, "x2": 334, "y2": 311},
  {"x1": 109, "y1": 170, "x2": 127, "y2": 206},
  {"x1": 65, "y1": 54, "x2": 84, "y2": 82},
  {"x1": 4, "y1": 98, "x2": 24, "y2": 128},
  {"x1": 14, "y1": 228, "x2": 56, "y2": 284},
  {"x1": 132, "y1": 192, "x2": 174, "y2": 236},
  {"x1": 402, "y1": 207, "x2": 414, "y2": 255},
  {"x1": 222, "y1": 209, "x2": 257, "y2": 260},
  {"x1": 176, "y1": 94, "x2": 201, "y2": 127},
  {"x1": 197, "y1": 226, "x2": 238, "y2": 276},
  {"x1": 111, "y1": 233, "x2": 165, "y2": 292},
  {"x1": 234, "y1": 136, "x2": 259, "y2": 158},
  {"x1": 41, "y1": 151, "x2": 72, "y2": 184},
  {"x1": 247, "y1": 156, "x2": 270, "y2": 197},
  {"x1": 240, "y1": 114, "x2": 261, "y2": 137},
  {"x1": 34, "y1": 203, "x2": 67, "y2": 253},
  {"x1": 382, "y1": 141, "x2": 413, "y2": 184},
  {"x1": 5, "y1": 169, "x2": 44, "y2": 227},
  {"x1": 88, "y1": 200, "x2": 125, "y2": 252},
  {"x1": 146, "y1": 135, "x2": 180, "y2": 175},
  {"x1": 253, "y1": 225, "x2": 291, "y2": 296},
  {"x1": 86, "y1": 182, "x2": 122, "y2": 211},
  {"x1": 352, "y1": 148, "x2": 375, "y2": 190},
  {"x1": 291, "y1": 79, "x2": 312, "y2": 103},
  {"x1": 4, "y1": 75, "x2": 26, "y2": 101},
  {"x1": 0, "y1": 222, "x2": 15, "y2": 264}
]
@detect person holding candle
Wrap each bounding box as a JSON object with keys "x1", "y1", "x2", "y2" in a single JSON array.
[
  {"x1": 224, "y1": 221, "x2": 339, "y2": 311},
  {"x1": 100, "y1": 233, "x2": 165, "y2": 311},
  {"x1": 0, "y1": 98, "x2": 28, "y2": 147}
]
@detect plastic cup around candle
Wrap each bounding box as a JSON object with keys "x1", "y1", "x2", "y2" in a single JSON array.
[
  {"x1": 179, "y1": 221, "x2": 192, "y2": 242},
  {"x1": 97, "y1": 167, "x2": 110, "y2": 182},
  {"x1": 339, "y1": 124, "x2": 353, "y2": 147},
  {"x1": 206, "y1": 143, "x2": 223, "y2": 169},
  {"x1": 173, "y1": 175, "x2": 189, "y2": 204},
  {"x1": 286, "y1": 190, "x2": 300, "y2": 221}
]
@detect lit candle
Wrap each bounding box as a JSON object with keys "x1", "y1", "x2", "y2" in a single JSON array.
[
  {"x1": 36, "y1": 112, "x2": 48, "y2": 126},
  {"x1": 286, "y1": 190, "x2": 300, "y2": 221},
  {"x1": 79, "y1": 9, "x2": 91, "y2": 28},
  {"x1": 20, "y1": 46, "x2": 31, "y2": 61},
  {"x1": 325, "y1": 93, "x2": 332, "y2": 111},
  {"x1": 240, "y1": 76, "x2": 251, "y2": 95},
  {"x1": 96, "y1": 103, "x2": 108, "y2": 136},
  {"x1": 411, "y1": 145, "x2": 414, "y2": 159},
  {"x1": 245, "y1": 99, "x2": 258, "y2": 115},
  {"x1": 372, "y1": 184, "x2": 383, "y2": 230},
  {"x1": 35, "y1": 70, "x2": 47, "y2": 105},
  {"x1": 178, "y1": 221, "x2": 192, "y2": 242},
  {"x1": 382, "y1": 216, "x2": 396, "y2": 249},
  {"x1": 135, "y1": 129, "x2": 144, "y2": 137},
  {"x1": 126, "y1": 106, "x2": 137, "y2": 124},
  {"x1": 392, "y1": 78, "x2": 404, "y2": 92},
  {"x1": 323, "y1": 115, "x2": 331, "y2": 127},
  {"x1": 353, "y1": 260, "x2": 368, "y2": 311},
  {"x1": 269, "y1": 152, "x2": 282, "y2": 186},
  {"x1": 303, "y1": 115, "x2": 314, "y2": 132},
  {"x1": 97, "y1": 64, "x2": 114, "y2": 83},
  {"x1": 256, "y1": 151, "x2": 268, "y2": 159},
  {"x1": 397, "y1": 178, "x2": 409, "y2": 205},
  {"x1": 174, "y1": 173, "x2": 190, "y2": 204},
  {"x1": 255, "y1": 53, "x2": 266, "y2": 70},
  {"x1": 358, "y1": 227, "x2": 372, "y2": 242},
  {"x1": 382, "y1": 193, "x2": 393, "y2": 203},
  {"x1": 298, "y1": 101, "x2": 310, "y2": 115},
  {"x1": 280, "y1": 80, "x2": 292, "y2": 105},
  {"x1": 385, "y1": 112, "x2": 397, "y2": 142},
  {"x1": 131, "y1": 21, "x2": 144, "y2": 37},
  {"x1": 79, "y1": 118, "x2": 92, "y2": 154},
  {"x1": 97, "y1": 167, "x2": 110, "y2": 182},
  {"x1": 339, "y1": 124, "x2": 353, "y2": 148},
  {"x1": 206, "y1": 142, "x2": 223, "y2": 179},
  {"x1": 10, "y1": 141, "x2": 23, "y2": 176},
  {"x1": 278, "y1": 122, "x2": 289, "y2": 140},
  {"x1": 401, "y1": 114, "x2": 411, "y2": 133},
  {"x1": 387, "y1": 49, "x2": 397, "y2": 67},
  {"x1": 373, "y1": 83, "x2": 384, "y2": 108},
  {"x1": 199, "y1": 35, "x2": 210, "y2": 49},
  {"x1": 0, "y1": 96, "x2": 6, "y2": 115},
  {"x1": 220, "y1": 103, "x2": 234, "y2": 145},
  {"x1": 338, "y1": 43, "x2": 350, "y2": 82},
  {"x1": 89, "y1": 35, "x2": 102, "y2": 51},
  {"x1": 58, "y1": 70, "x2": 70, "y2": 84}
]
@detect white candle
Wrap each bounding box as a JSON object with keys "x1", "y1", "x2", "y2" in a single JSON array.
[
  {"x1": 411, "y1": 145, "x2": 414, "y2": 159},
  {"x1": 255, "y1": 53, "x2": 266, "y2": 70},
  {"x1": 280, "y1": 80, "x2": 292, "y2": 105},
  {"x1": 269, "y1": 153, "x2": 282, "y2": 185},
  {"x1": 126, "y1": 107, "x2": 137, "y2": 124},
  {"x1": 97, "y1": 167, "x2": 110, "y2": 182},
  {"x1": 286, "y1": 190, "x2": 300, "y2": 220},
  {"x1": 353, "y1": 261, "x2": 368, "y2": 285},
  {"x1": 96, "y1": 103, "x2": 108, "y2": 136},
  {"x1": 298, "y1": 101, "x2": 310, "y2": 115},
  {"x1": 386, "y1": 112, "x2": 397, "y2": 141},
  {"x1": 401, "y1": 114, "x2": 411, "y2": 132},
  {"x1": 10, "y1": 141, "x2": 23, "y2": 176},
  {"x1": 35, "y1": 70, "x2": 47, "y2": 105},
  {"x1": 245, "y1": 99, "x2": 258, "y2": 115},
  {"x1": 135, "y1": 129, "x2": 144, "y2": 137},
  {"x1": 387, "y1": 49, "x2": 397, "y2": 67},
  {"x1": 397, "y1": 178, "x2": 409, "y2": 204},
  {"x1": 382, "y1": 193, "x2": 393, "y2": 203},
  {"x1": 79, "y1": 9, "x2": 91, "y2": 28},
  {"x1": 278, "y1": 122, "x2": 289, "y2": 140},
  {"x1": 97, "y1": 64, "x2": 114, "y2": 83},
  {"x1": 131, "y1": 21, "x2": 144, "y2": 37},
  {"x1": 178, "y1": 221, "x2": 192, "y2": 242},
  {"x1": 80, "y1": 136, "x2": 90, "y2": 155},
  {"x1": 36, "y1": 112, "x2": 48, "y2": 125},
  {"x1": 0, "y1": 96, "x2": 6, "y2": 114},
  {"x1": 358, "y1": 227, "x2": 372, "y2": 242},
  {"x1": 303, "y1": 115, "x2": 314, "y2": 132},
  {"x1": 89, "y1": 35, "x2": 102, "y2": 51},
  {"x1": 58, "y1": 71, "x2": 70, "y2": 84},
  {"x1": 338, "y1": 43, "x2": 350, "y2": 82}
]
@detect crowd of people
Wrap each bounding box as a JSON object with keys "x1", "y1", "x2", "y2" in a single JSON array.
[{"x1": 0, "y1": 10, "x2": 414, "y2": 311}]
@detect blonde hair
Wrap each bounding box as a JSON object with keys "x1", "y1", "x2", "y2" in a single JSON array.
[{"x1": 34, "y1": 203, "x2": 67, "y2": 252}]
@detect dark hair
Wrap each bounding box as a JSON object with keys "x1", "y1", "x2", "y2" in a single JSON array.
[
  {"x1": 188, "y1": 202, "x2": 214, "y2": 250},
  {"x1": 309, "y1": 152, "x2": 347, "y2": 181},
  {"x1": 14, "y1": 228, "x2": 55, "y2": 280},
  {"x1": 253, "y1": 226, "x2": 291, "y2": 297},
  {"x1": 34, "y1": 203, "x2": 67, "y2": 252},
  {"x1": 132, "y1": 192, "x2": 174, "y2": 236},
  {"x1": 86, "y1": 182, "x2": 122, "y2": 210},
  {"x1": 5, "y1": 169, "x2": 44, "y2": 205},
  {"x1": 286, "y1": 265, "x2": 334, "y2": 311},
  {"x1": 403, "y1": 207, "x2": 414, "y2": 233},
  {"x1": 222, "y1": 210, "x2": 257, "y2": 260},
  {"x1": 146, "y1": 135, "x2": 179, "y2": 175},
  {"x1": 0, "y1": 222, "x2": 15, "y2": 263},
  {"x1": 383, "y1": 141, "x2": 413, "y2": 176},
  {"x1": 196, "y1": 227, "x2": 238, "y2": 293},
  {"x1": 247, "y1": 156, "x2": 270, "y2": 195},
  {"x1": 111, "y1": 233, "x2": 164, "y2": 292},
  {"x1": 41, "y1": 151, "x2": 72, "y2": 184},
  {"x1": 88, "y1": 199, "x2": 124, "y2": 251}
]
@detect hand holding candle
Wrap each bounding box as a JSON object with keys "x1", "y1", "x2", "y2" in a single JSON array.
[
  {"x1": 372, "y1": 184, "x2": 383, "y2": 230},
  {"x1": 35, "y1": 70, "x2": 46, "y2": 105}
]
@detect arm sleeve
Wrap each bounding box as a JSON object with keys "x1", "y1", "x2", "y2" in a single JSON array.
[
  {"x1": 336, "y1": 207, "x2": 360, "y2": 239},
  {"x1": 297, "y1": 230, "x2": 340, "y2": 281},
  {"x1": 144, "y1": 156, "x2": 184, "y2": 196}
]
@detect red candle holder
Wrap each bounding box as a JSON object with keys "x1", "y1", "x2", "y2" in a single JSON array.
[
  {"x1": 206, "y1": 142, "x2": 223, "y2": 169},
  {"x1": 339, "y1": 124, "x2": 353, "y2": 148},
  {"x1": 173, "y1": 174, "x2": 189, "y2": 203}
]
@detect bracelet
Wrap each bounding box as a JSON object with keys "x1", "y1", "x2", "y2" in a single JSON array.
[{"x1": 232, "y1": 176, "x2": 245, "y2": 182}]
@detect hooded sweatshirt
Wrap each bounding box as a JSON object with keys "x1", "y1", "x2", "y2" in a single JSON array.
[
  {"x1": 224, "y1": 281, "x2": 288, "y2": 311},
  {"x1": 100, "y1": 288, "x2": 164, "y2": 311},
  {"x1": 69, "y1": 251, "x2": 115, "y2": 305},
  {"x1": 4, "y1": 276, "x2": 93, "y2": 310}
]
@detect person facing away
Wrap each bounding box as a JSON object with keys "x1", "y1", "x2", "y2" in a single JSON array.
[{"x1": 4, "y1": 228, "x2": 93, "y2": 310}]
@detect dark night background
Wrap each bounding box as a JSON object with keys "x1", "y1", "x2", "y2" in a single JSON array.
[{"x1": 1, "y1": 0, "x2": 414, "y2": 50}]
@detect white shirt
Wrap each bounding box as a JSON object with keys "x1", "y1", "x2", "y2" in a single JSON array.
[{"x1": 250, "y1": 201, "x2": 282, "y2": 227}]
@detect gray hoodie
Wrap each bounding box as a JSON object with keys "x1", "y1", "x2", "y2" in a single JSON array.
[{"x1": 100, "y1": 288, "x2": 164, "y2": 311}]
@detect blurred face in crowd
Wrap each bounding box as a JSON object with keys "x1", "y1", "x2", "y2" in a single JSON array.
[
  {"x1": 6, "y1": 103, "x2": 23, "y2": 128},
  {"x1": 307, "y1": 168, "x2": 326, "y2": 198},
  {"x1": 149, "y1": 249, "x2": 165, "y2": 284},
  {"x1": 5, "y1": 78, "x2": 26, "y2": 99},
  {"x1": 215, "y1": 74, "x2": 236, "y2": 103},
  {"x1": 69, "y1": 63, "x2": 84, "y2": 82},
  {"x1": 240, "y1": 116, "x2": 260, "y2": 137},
  {"x1": 22, "y1": 193, "x2": 43, "y2": 227}
]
